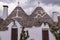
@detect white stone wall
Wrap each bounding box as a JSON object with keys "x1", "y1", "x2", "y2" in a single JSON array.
[
  {"x1": 26, "y1": 23, "x2": 56, "y2": 40},
  {"x1": 0, "y1": 21, "x2": 56, "y2": 40}
]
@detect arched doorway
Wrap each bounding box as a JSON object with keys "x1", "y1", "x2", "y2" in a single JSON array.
[
  {"x1": 11, "y1": 19, "x2": 23, "y2": 40},
  {"x1": 11, "y1": 20, "x2": 18, "y2": 40}
]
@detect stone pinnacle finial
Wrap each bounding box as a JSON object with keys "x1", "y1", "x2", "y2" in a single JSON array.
[
  {"x1": 17, "y1": 1, "x2": 20, "y2": 6},
  {"x1": 18, "y1": 1, "x2": 19, "y2": 5},
  {"x1": 38, "y1": 1, "x2": 40, "y2": 6}
]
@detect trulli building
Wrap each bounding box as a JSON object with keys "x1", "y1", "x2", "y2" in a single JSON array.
[{"x1": 0, "y1": 4, "x2": 60, "y2": 40}]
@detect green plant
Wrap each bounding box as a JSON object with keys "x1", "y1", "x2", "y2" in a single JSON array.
[
  {"x1": 20, "y1": 27, "x2": 29, "y2": 40},
  {"x1": 50, "y1": 27, "x2": 60, "y2": 40}
]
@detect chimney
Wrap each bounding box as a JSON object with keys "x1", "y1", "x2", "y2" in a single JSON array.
[
  {"x1": 52, "y1": 12, "x2": 58, "y2": 22},
  {"x1": 3, "y1": 5, "x2": 8, "y2": 20}
]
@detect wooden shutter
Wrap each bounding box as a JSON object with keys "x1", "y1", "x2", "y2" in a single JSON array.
[
  {"x1": 42, "y1": 30, "x2": 49, "y2": 40},
  {"x1": 11, "y1": 28, "x2": 18, "y2": 40}
]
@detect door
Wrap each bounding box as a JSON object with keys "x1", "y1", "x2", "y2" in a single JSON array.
[
  {"x1": 11, "y1": 28, "x2": 18, "y2": 40},
  {"x1": 42, "y1": 30, "x2": 49, "y2": 40}
]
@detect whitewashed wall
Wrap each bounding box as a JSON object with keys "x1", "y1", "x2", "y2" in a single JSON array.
[{"x1": 0, "y1": 21, "x2": 56, "y2": 40}]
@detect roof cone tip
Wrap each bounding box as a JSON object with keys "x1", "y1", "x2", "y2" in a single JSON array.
[
  {"x1": 17, "y1": 1, "x2": 20, "y2": 7},
  {"x1": 38, "y1": 1, "x2": 40, "y2": 6}
]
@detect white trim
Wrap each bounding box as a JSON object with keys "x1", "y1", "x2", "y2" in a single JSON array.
[
  {"x1": 12, "y1": 26, "x2": 18, "y2": 28},
  {"x1": 42, "y1": 28, "x2": 49, "y2": 30}
]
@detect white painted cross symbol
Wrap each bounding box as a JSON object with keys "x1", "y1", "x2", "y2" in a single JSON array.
[
  {"x1": 12, "y1": 9, "x2": 22, "y2": 19},
  {"x1": 16, "y1": 9, "x2": 19, "y2": 17}
]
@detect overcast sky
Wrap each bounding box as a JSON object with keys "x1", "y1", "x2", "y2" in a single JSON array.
[{"x1": 0, "y1": 0, "x2": 60, "y2": 17}]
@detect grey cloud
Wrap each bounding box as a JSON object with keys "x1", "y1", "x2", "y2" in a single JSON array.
[
  {"x1": 23, "y1": 0, "x2": 37, "y2": 9},
  {"x1": 23, "y1": 0, "x2": 60, "y2": 14},
  {"x1": 24, "y1": 0, "x2": 60, "y2": 8},
  {"x1": 40, "y1": 0, "x2": 60, "y2": 5},
  {"x1": 0, "y1": 0, "x2": 60, "y2": 5},
  {"x1": 0, "y1": 0, "x2": 16, "y2": 3}
]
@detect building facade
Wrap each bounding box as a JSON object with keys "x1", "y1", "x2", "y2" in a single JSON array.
[{"x1": 0, "y1": 4, "x2": 60, "y2": 40}]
